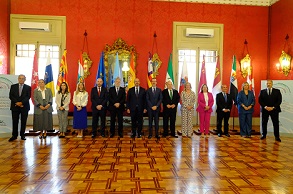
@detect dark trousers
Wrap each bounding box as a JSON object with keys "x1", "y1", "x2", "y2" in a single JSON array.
[
  {"x1": 239, "y1": 113, "x2": 252, "y2": 136},
  {"x1": 217, "y1": 111, "x2": 230, "y2": 135},
  {"x1": 163, "y1": 109, "x2": 176, "y2": 136},
  {"x1": 261, "y1": 110, "x2": 280, "y2": 138},
  {"x1": 110, "y1": 109, "x2": 123, "y2": 136},
  {"x1": 11, "y1": 109, "x2": 28, "y2": 137},
  {"x1": 92, "y1": 110, "x2": 106, "y2": 136},
  {"x1": 130, "y1": 107, "x2": 144, "y2": 136},
  {"x1": 148, "y1": 110, "x2": 159, "y2": 136}
]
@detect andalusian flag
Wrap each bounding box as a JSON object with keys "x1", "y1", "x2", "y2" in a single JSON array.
[
  {"x1": 147, "y1": 52, "x2": 153, "y2": 88},
  {"x1": 44, "y1": 51, "x2": 55, "y2": 97},
  {"x1": 56, "y1": 49, "x2": 69, "y2": 92},
  {"x1": 165, "y1": 53, "x2": 174, "y2": 86},
  {"x1": 128, "y1": 52, "x2": 136, "y2": 88},
  {"x1": 229, "y1": 55, "x2": 238, "y2": 104}
]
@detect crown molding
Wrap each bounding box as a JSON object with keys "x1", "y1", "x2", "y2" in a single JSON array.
[{"x1": 151, "y1": 0, "x2": 280, "y2": 6}]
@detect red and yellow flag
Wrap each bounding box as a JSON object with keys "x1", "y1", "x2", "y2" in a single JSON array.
[
  {"x1": 128, "y1": 52, "x2": 136, "y2": 88},
  {"x1": 56, "y1": 50, "x2": 69, "y2": 92}
]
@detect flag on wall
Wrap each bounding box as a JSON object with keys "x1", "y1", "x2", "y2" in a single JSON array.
[
  {"x1": 165, "y1": 53, "x2": 174, "y2": 86},
  {"x1": 108, "y1": 62, "x2": 113, "y2": 88},
  {"x1": 31, "y1": 49, "x2": 39, "y2": 104},
  {"x1": 229, "y1": 55, "x2": 238, "y2": 104},
  {"x1": 56, "y1": 49, "x2": 69, "y2": 92},
  {"x1": 212, "y1": 55, "x2": 222, "y2": 95},
  {"x1": 179, "y1": 57, "x2": 188, "y2": 97},
  {"x1": 247, "y1": 63, "x2": 255, "y2": 95},
  {"x1": 95, "y1": 51, "x2": 106, "y2": 88},
  {"x1": 77, "y1": 53, "x2": 84, "y2": 84},
  {"x1": 113, "y1": 52, "x2": 124, "y2": 87},
  {"x1": 44, "y1": 51, "x2": 55, "y2": 97},
  {"x1": 147, "y1": 52, "x2": 153, "y2": 88},
  {"x1": 198, "y1": 55, "x2": 207, "y2": 94},
  {"x1": 128, "y1": 52, "x2": 136, "y2": 88}
]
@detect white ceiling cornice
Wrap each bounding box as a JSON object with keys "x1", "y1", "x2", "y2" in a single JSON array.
[{"x1": 151, "y1": 0, "x2": 280, "y2": 6}]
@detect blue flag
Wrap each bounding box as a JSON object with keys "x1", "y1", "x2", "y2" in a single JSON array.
[
  {"x1": 44, "y1": 51, "x2": 55, "y2": 97},
  {"x1": 113, "y1": 52, "x2": 124, "y2": 87},
  {"x1": 95, "y1": 52, "x2": 106, "y2": 88}
]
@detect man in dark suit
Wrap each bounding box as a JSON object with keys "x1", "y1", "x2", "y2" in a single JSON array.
[
  {"x1": 216, "y1": 84, "x2": 233, "y2": 137},
  {"x1": 162, "y1": 81, "x2": 180, "y2": 138},
  {"x1": 126, "y1": 78, "x2": 146, "y2": 138},
  {"x1": 9, "y1": 74, "x2": 31, "y2": 141},
  {"x1": 91, "y1": 78, "x2": 108, "y2": 138},
  {"x1": 146, "y1": 78, "x2": 162, "y2": 139},
  {"x1": 258, "y1": 79, "x2": 282, "y2": 142},
  {"x1": 109, "y1": 77, "x2": 126, "y2": 138}
]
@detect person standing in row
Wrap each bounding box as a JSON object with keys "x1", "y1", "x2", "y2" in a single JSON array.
[
  {"x1": 181, "y1": 82, "x2": 196, "y2": 137},
  {"x1": 196, "y1": 84, "x2": 214, "y2": 137},
  {"x1": 72, "y1": 82, "x2": 88, "y2": 137},
  {"x1": 33, "y1": 79, "x2": 53, "y2": 139},
  {"x1": 55, "y1": 82, "x2": 71, "y2": 138},
  {"x1": 237, "y1": 82, "x2": 255, "y2": 138},
  {"x1": 127, "y1": 78, "x2": 146, "y2": 138},
  {"x1": 91, "y1": 78, "x2": 108, "y2": 138},
  {"x1": 9, "y1": 74, "x2": 31, "y2": 142},
  {"x1": 162, "y1": 81, "x2": 180, "y2": 138},
  {"x1": 216, "y1": 84, "x2": 233, "y2": 137},
  {"x1": 146, "y1": 78, "x2": 162, "y2": 139},
  {"x1": 109, "y1": 77, "x2": 126, "y2": 138},
  {"x1": 258, "y1": 79, "x2": 282, "y2": 142}
]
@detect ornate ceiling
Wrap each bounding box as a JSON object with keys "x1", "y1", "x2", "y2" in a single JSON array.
[{"x1": 151, "y1": 0, "x2": 280, "y2": 6}]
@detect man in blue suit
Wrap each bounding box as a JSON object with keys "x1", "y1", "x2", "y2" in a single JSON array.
[
  {"x1": 126, "y1": 78, "x2": 146, "y2": 138},
  {"x1": 9, "y1": 74, "x2": 31, "y2": 141},
  {"x1": 146, "y1": 78, "x2": 162, "y2": 139},
  {"x1": 258, "y1": 79, "x2": 282, "y2": 142},
  {"x1": 91, "y1": 78, "x2": 108, "y2": 138}
]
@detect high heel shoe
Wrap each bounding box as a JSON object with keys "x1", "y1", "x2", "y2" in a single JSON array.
[
  {"x1": 43, "y1": 134, "x2": 47, "y2": 139},
  {"x1": 39, "y1": 135, "x2": 43, "y2": 139}
]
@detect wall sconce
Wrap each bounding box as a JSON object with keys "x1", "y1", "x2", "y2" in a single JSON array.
[
  {"x1": 240, "y1": 54, "x2": 251, "y2": 78},
  {"x1": 0, "y1": 55, "x2": 4, "y2": 66},
  {"x1": 276, "y1": 34, "x2": 291, "y2": 76}
]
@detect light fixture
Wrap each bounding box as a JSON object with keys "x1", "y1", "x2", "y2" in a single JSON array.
[
  {"x1": 276, "y1": 34, "x2": 291, "y2": 76},
  {"x1": 0, "y1": 55, "x2": 4, "y2": 66},
  {"x1": 240, "y1": 39, "x2": 251, "y2": 78},
  {"x1": 122, "y1": 61, "x2": 129, "y2": 71}
]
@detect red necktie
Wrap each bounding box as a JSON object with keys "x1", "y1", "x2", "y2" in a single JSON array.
[{"x1": 98, "y1": 88, "x2": 100, "y2": 96}]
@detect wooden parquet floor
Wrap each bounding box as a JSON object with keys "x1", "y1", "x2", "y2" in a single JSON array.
[{"x1": 1, "y1": 129, "x2": 293, "y2": 194}]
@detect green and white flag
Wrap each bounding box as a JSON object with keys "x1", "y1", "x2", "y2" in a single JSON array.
[{"x1": 165, "y1": 53, "x2": 174, "y2": 86}]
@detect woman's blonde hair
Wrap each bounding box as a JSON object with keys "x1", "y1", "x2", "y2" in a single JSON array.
[
  {"x1": 184, "y1": 82, "x2": 192, "y2": 91},
  {"x1": 242, "y1": 82, "x2": 249, "y2": 91},
  {"x1": 75, "y1": 82, "x2": 86, "y2": 95}
]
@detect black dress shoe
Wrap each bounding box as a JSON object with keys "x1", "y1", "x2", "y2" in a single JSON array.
[
  {"x1": 155, "y1": 135, "x2": 160, "y2": 139},
  {"x1": 119, "y1": 135, "x2": 123, "y2": 138},
  {"x1": 110, "y1": 134, "x2": 114, "y2": 138},
  {"x1": 162, "y1": 135, "x2": 167, "y2": 138},
  {"x1": 137, "y1": 134, "x2": 142, "y2": 138},
  {"x1": 21, "y1": 136, "x2": 26, "y2": 140},
  {"x1": 260, "y1": 136, "x2": 266, "y2": 140},
  {"x1": 218, "y1": 134, "x2": 222, "y2": 137},
  {"x1": 148, "y1": 135, "x2": 152, "y2": 139},
  {"x1": 91, "y1": 135, "x2": 96, "y2": 138},
  {"x1": 101, "y1": 134, "x2": 105, "y2": 137},
  {"x1": 8, "y1": 137, "x2": 16, "y2": 142},
  {"x1": 225, "y1": 133, "x2": 230, "y2": 137},
  {"x1": 171, "y1": 135, "x2": 178, "y2": 138},
  {"x1": 275, "y1": 138, "x2": 281, "y2": 142},
  {"x1": 131, "y1": 134, "x2": 136, "y2": 138}
]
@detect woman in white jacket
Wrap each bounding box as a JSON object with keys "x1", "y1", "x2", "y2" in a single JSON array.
[
  {"x1": 55, "y1": 82, "x2": 71, "y2": 138},
  {"x1": 72, "y1": 82, "x2": 88, "y2": 137}
]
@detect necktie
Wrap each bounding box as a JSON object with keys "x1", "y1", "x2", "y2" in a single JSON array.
[
  {"x1": 116, "y1": 87, "x2": 119, "y2": 95},
  {"x1": 19, "y1": 84, "x2": 23, "y2": 96},
  {"x1": 269, "y1": 89, "x2": 271, "y2": 95},
  {"x1": 135, "y1": 87, "x2": 138, "y2": 97},
  {"x1": 98, "y1": 87, "x2": 100, "y2": 96},
  {"x1": 224, "y1": 93, "x2": 227, "y2": 102},
  {"x1": 153, "y1": 87, "x2": 156, "y2": 94},
  {"x1": 169, "y1": 90, "x2": 173, "y2": 99}
]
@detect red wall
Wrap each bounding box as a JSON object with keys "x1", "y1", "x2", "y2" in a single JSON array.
[
  {"x1": 5, "y1": 0, "x2": 274, "y2": 115},
  {"x1": 270, "y1": 0, "x2": 293, "y2": 80},
  {"x1": 0, "y1": 0, "x2": 9, "y2": 74}
]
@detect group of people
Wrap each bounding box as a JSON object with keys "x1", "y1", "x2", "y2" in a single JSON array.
[{"x1": 8, "y1": 74, "x2": 282, "y2": 143}]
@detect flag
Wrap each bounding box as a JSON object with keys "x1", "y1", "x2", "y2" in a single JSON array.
[
  {"x1": 56, "y1": 50, "x2": 69, "y2": 92},
  {"x1": 77, "y1": 52, "x2": 84, "y2": 84},
  {"x1": 147, "y1": 52, "x2": 153, "y2": 88},
  {"x1": 179, "y1": 56, "x2": 188, "y2": 97},
  {"x1": 165, "y1": 53, "x2": 174, "y2": 86},
  {"x1": 108, "y1": 62, "x2": 113, "y2": 88},
  {"x1": 229, "y1": 55, "x2": 238, "y2": 104},
  {"x1": 128, "y1": 52, "x2": 136, "y2": 88},
  {"x1": 44, "y1": 51, "x2": 55, "y2": 97},
  {"x1": 95, "y1": 51, "x2": 106, "y2": 88},
  {"x1": 198, "y1": 55, "x2": 207, "y2": 94},
  {"x1": 31, "y1": 49, "x2": 39, "y2": 105},
  {"x1": 212, "y1": 55, "x2": 222, "y2": 95},
  {"x1": 247, "y1": 63, "x2": 255, "y2": 95},
  {"x1": 113, "y1": 52, "x2": 124, "y2": 87}
]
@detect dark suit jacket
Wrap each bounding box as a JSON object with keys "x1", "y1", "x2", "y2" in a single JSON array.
[
  {"x1": 108, "y1": 86, "x2": 126, "y2": 111},
  {"x1": 216, "y1": 92, "x2": 233, "y2": 113},
  {"x1": 162, "y1": 88, "x2": 180, "y2": 112},
  {"x1": 126, "y1": 86, "x2": 146, "y2": 111},
  {"x1": 9, "y1": 83, "x2": 31, "y2": 111},
  {"x1": 237, "y1": 90, "x2": 255, "y2": 114},
  {"x1": 146, "y1": 87, "x2": 162, "y2": 111},
  {"x1": 258, "y1": 88, "x2": 282, "y2": 112},
  {"x1": 91, "y1": 87, "x2": 108, "y2": 112}
]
